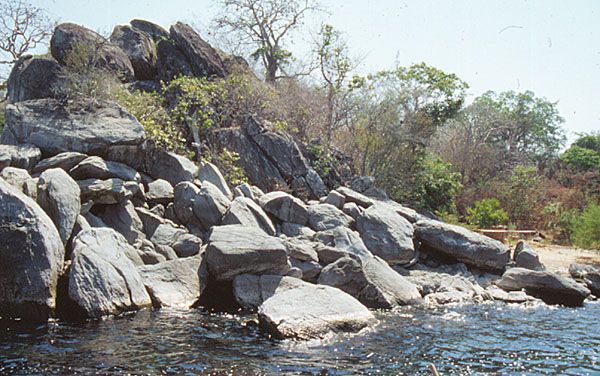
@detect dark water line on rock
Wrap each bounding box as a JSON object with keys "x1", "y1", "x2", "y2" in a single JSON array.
[{"x1": 1, "y1": 302, "x2": 599, "y2": 375}]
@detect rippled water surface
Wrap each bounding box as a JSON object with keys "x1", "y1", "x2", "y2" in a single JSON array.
[{"x1": 1, "y1": 302, "x2": 599, "y2": 375}]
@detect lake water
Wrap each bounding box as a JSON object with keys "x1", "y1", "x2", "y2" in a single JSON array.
[{"x1": 1, "y1": 301, "x2": 599, "y2": 375}]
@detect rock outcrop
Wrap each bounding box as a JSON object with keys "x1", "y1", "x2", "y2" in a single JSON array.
[
  {"x1": 0, "y1": 144, "x2": 41, "y2": 171},
  {"x1": 110, "y1": 25, "x2": 158, "y2": 80},
  {"x1": 7, "y1": 55, "x2": 62, "y2": 103},
  {"x1": 169, "y1": 22, "x2": 226, "y2": 78}
]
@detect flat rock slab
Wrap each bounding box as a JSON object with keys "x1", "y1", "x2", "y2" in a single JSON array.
[
  {"x1": 414, "y1": 219, "x2": 510, "y2": 273},
  {"x1": 32, "y1": 152, "x2": 88, "y2": 174},
  {"x1": 0, "y1": 144, "x2": 41, "y2": 171},
  {"x1": 2, "y1": 99, "x2": 145, "y2": 157},
  {"x1": 0, "y1": 179, "x2": 64, "y2": 321},
  {"x1": 233, "y1": 274, "x2": 305, "y2": 310},
  {"x1": 258, "y1": 283, "x2": 374, "y2": 340},
  {"x1": 222, "y1": 197, "x2": 276, "y2": 235},
  {"x1": 69, "y1": 156, "x2": 141, "y2": 182},
  {"x1": 138, "y1": 256, "x2": 205, "y2": 309},
  {"x1": 78, "y1": 178, "x2": 139, "y2": 205},
  {"x1": 206, "y1": 225, "x2": 289, "y2": 281},
  {"x1": 307, "y1": 204, "x2": 354, "y2": 232},
  {"x1": 259, "y1": 191, "x2": 308, "y2": 225},
  {"x1": 496, "y1": 267, "x2": 590, "y2": 307}
]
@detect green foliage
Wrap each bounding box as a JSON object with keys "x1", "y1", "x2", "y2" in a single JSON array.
[
  {"x1": 0, "y1": 100, "x2": 5, "y2": 134},
  {"x1": 163, "y1": 75, "x2": 226, "y2": 134},
  {"x1": 466, "y1": 198, "x2": 509, "y2": 228},
  {"x1": 561, "y1": 145, "x2": 600, "y2": 171},
  {"x1": 571, "y1": 201, "x2": 600, "y2": 250},
  {"x1": 542, "y1": 202, "x2": 580, "y2": 243},
  {"x1": 114, "y1": 89, "x2": 187, "y2": 154},
  {"x1": 205, "y1": 148, "x2": 248, "y2": 187},
  {"x1": 419, "y1": 155, "x2": 463, "y2": 213},
  {"x1": 574, "y1": 133, "x2": 600, "y2": 154},
  {"x1": 54, "y1": 43, "x2": 119, "y2": 108},
  {"x1": 505, "y1": 165, "x2": 540, "y2": 228},
  {"x1": 308, "y1": 143, "x2": 335, "y2": 177}
]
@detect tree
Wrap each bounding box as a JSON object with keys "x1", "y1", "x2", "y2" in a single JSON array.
[
  {"x1": 213, "y1": 0, "x2": 320, "y2": 83},
  {"x1": 313, "y1": 24, "x2": 356, "y2": 145},
  {"x1": 0, "y1": 0, "x2": 54, "y2": 67}
]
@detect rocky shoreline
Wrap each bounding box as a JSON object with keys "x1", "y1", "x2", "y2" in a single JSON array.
[{"x1": 1, "y1": 19, "x2": 599, "y2": 341}]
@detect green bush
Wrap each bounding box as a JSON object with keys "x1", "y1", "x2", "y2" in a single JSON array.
[
  {"x1": 571, "y1": 201, "x2": 600, "y2": 250},
  {"x1": 466, "y1": 198, "x2": 509, "y2": 228},
  {"x1": 542, "y1": 202, "x2": 581, "y2": 244},
  {"x1": 114, "y1": 89, "x2": 188, "y2": 154},
  {"x1": 203, "y1": 148, "x2": 248, "y2": 187},
  {"x1": 561, "y1": 145, "x2": 600, "y2": 171}
]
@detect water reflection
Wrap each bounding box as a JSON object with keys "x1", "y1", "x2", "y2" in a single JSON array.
[{"x1": 1, "y1": 302, "x2": 599, "y2": 375}]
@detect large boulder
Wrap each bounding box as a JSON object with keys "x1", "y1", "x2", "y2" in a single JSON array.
[
  {"x1": 172, "y1": 182, "x2": 201, "y2": 226},
  {"x1": 7, "y1": 55, "x2": 61, "y2": 103},
  {"x1": 308, "y1": 204, "x2": 354, "y2": 232},
  {"x1": 150, "y1": 223, "x2": 202, "y2": 257},
  {"x1": 315, "y1": 226, "x2": 373, "y2": 261},
  {"x1": 32, "y1": 152, "x2": 87, "y2": 174},
  {"x1": 169, "y1": 22, "x2": 226, "y2": 78},
  {"x1": 96, "y1": 201, "x2": 146, "y2": 246},
  {"x1": 336, "y1": 187, "x2": 374, "y2": 208},
  {"x1": 259, "y1": 191, "x2": 308, "y2": 225},
  {"x1": 569, "y1": 263, "x2": 600, "y2": 296},
  {"x1": 68, "y1": 228, "x2": 152, "y2": 317},
  {"x1": 496, "y1": 267, "x2": 590, "y2": 307},
  {"x1": 258, "y1": 283, "x2": 373, "y2": 339},
  {"x1": 0, "y1": 144, "x2": 41, "y2": 171},
  {"x1": 0, "y1": 179, "x2": 64, "y2": 321},
  {"x1": 318, "y1": 256, "x2": 422, "y2": 308},
  {"x1": 1, "y1": 167, "x2": 34, "y2": 193},
  {"x1": 356, "y1": 204, "x2": 415, "y2": 265},
  {"x1": 233, "y1": 274, "x2": 305, "y2": 310},
  {"x1": 146, "y1": 179, "x2": 174, "y2": 206},
  {"x1": 110, "y1": 25, "x2": 158, "y2": 80},
  {"x1": 514, "y1": 241, "x2": 545, "y2": 271},
  {"x1": 222, "y1": 197, "x2": 276, "y2": 235},
  {"x1": 2, "y1": 99, "x2": 145, "y2": 157},
  {"x1": 50, "y1": 23, "x2": 134, "y2": 82},
  {"x1": 414, "y1": 219, "x2": 510, "y2": 272},
  {"x1": 130, "y1": 19, "x2": 169, "y2": 42},
  {"x1": 138, "y1": 255, "x2": 206, "y2": 308},
  {"x1": 155, "y1": 39, "x2": 193, "y2": 81},
  {"x1": 192, "y1": 181, "x2": 231, "y2": 229},
  {"x1": 206, "y1": 225, "x2": 289, "y2": 281},
  {"x1": 69, "y1": 156, "x2": 141, "y2": 182},
  {"x1": 144, "y1": 147, "x2": 199, "y2": 187},
  {"x1": 37, "y1": 168, "x2": 81, "y2": 246}
]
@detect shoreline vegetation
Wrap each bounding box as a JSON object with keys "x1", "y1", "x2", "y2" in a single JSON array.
[{"x1": 0, "y1": 0, "x2": 599, "y2": 345}]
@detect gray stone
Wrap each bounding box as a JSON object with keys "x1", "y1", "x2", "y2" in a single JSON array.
[
  {"x1": 514, "y1": 241, "x2": 545, "y2": 271},
  {"x1": 569, "y1": 263, "x2": 600, "y2": 297},
  {"x1": 155, "y1": 38, "x2": 193, "y2": 81},
  {"x1": 336, "y1": 187, "x2": 374, "y2": 208},
  {"x1": 315, "y1": 226, "x2": 373, "y2": 261},
  {"x1": 342, "y1": 202, "x2": 362, "y2": 220},
  {"x1": 150, "y1": 223, "x2": 202, "y2": 257},
  {"x1": 280, "y1": 222, "x2": 315, "y2": 238},
  {"x1": 130, "y1": 19, "x2": 169, "y2": 42},
  {"x1": 138, "y1": 255, "x2": 206, "y2": 308},
  {"x1": 110, "y1": 24, "x2": 157, "y2": 80},
  {"x1": 403, "y1": 269, "x2": 488, "y2": 304},
  {"x1": 233, "y1": 274, "x2": 305, "y2": 310},
  {"x1": 96, "y1": 201, "x2": 146, "y2": 246},
  {"x1": 350, "y1": 176, "x2": 375, "y2": 193},
  {"x1": 318, "y1": 256, "x2": 421, "y2": 308},
  {"x1": 258, "y1": 282, "x2": 373, "y2": 340},
  {"x1": 356, "y1": 204, "x2": 415, "y2": 265},
  {"x1": 316, "y1": 245, "x2": 350, "y2": 265},
  {"x1": 37, "y1": 168, "x2": 81, "y2": 246},
  {"x1": 0, "y1": 179, "x2": 64, "y2": 321},
  {"x1": 169, "y1": 22, "x2": 226, "y2": 78},
  {"x1": 69, "y1": 156, "x2": 141, "y2": 183},
  {"x1": 222, "y1": 197, "x2": 276, "y2": 235},
  {"x1": 237, "y1": 183, "x2": 264, "y2": 202},
  {"x1": 496, "y1": 267, "x2": 590, "y2": 307},
  {"x1": 32, "y1": 152, "x2": 87, "y2": 174},
  {"x1": 198, "y1": 162, "x2": 233, "y2": 199},
  {"x1": 192, "y1": 181, "x2": 231, "y2": 229},
  {"x1": 304, "y1": 169, "x2": 327, "y2": 198},
  {"x1": 78, "y1": 178, "x2": 139, "y2": 205},
  {"x1": 0, "y1": 167, "x2": 32, "y2": 191},
  {"x1": 69, "y1": 228, "x2": 152, "y2": 317},
  {"x1": 206, "y1": 225, "x2": 290, "y2": 281},
  {"x1": 290, "y1": 258, "x2": 322, "y2": 282},
  {"x1": 281, "y1": 237, "x2": 318, "y2": 262},
  {"x1": 51, "y1": 23, "x2": 134, "y2": 82},
  {"x1": 324, "y1": 190, "x2": 345, "y2": 209},
  {"x1": 146, "y1": 179, "x2": 174, "y2": 206},
  {"x1": 135, "y1": 206, "x2": 166, "y2": 238},
  {"x1": 414, "y1": 219, "x2": 511, "y2": 272},
  {"x1": 7, "y1": 55, "x2": 61, "y2": 103},
  {"x1": 2, "y1": 99, "x2": 145, "y2": 157},
  {"x1": 172, "y1": 182, "x2": 200, "y2": 225},
  {"x1": 172, "y1": 233, "x2": 203, "y2": 258},
  {"x1": 259, "y1": 191, "x2": 308, "y2": 225},
  {"x1": 0, "y1": 144, "x2": 41, "y2": 171},
  {"x1": 144, "y1": 147, "x2": 198, "y2": 187},
  {"x1": 307, "y1": 204, "x2": 354, "y2": 232}
]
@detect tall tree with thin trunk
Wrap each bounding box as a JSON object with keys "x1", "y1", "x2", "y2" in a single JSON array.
[{"x1": 213, "y1": 0, "x2": 320, "y2": 83}]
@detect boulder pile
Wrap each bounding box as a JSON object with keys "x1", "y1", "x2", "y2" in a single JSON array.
[{"x1": 0, "y1": 18, "x2": 594, "y2": 341}]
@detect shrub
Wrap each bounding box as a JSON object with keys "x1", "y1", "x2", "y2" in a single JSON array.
[
  {"x1": 204, "y1": 148, "x2": 248, "y2": 187},
  {"x1": 0, "y1": 100, "x2": 5, "y2": 134},
  {"x1": 571, "y1": 201, "x2": 600, "y2": 250},
  {"x1": 560, "y1": 145, "x2": 600, "y2": 171},
  {"x1": 114, "y1": 89, "x2": 188, "y2": 154},
  {"x1": 466, "y1": 198, "x2": 509, "y2": 228},
  {"x1": 542, "y1": 202, "x2": 580, "y2": 244},
  {"x1": 53, "y1": 43, "x2": 119, "y2": 108}
]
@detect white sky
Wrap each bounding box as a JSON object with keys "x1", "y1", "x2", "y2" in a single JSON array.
[{"x1": 31, "y1": 0, "x2": 600, "y2": 145}]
